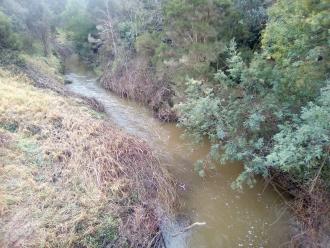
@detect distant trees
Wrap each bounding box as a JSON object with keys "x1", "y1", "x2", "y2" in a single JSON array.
[
  {"x1": 160, "y1": 0, "x2": 232, "y2": 83},
  {"x1": 97, "y1": 0, "x2": 271, "y2": 120},
  {"x1": 0, "y1": 10, "x2": 21, "y2": 50},
  {"x1": 62, "y1": 0, "x2": 96, "y2": 60},
  {"x1": 0, "y1": 0, "x2": 57, "y2": 56},
  {"x1": 24, "y1": 0, "x2": 51, "y2": 56},
  {"x1": 150, "y1": 0, "x2": 269, "y2": 87},
  {"x1": 0, "y1": 0, "x2": 91, "y2": 57}
]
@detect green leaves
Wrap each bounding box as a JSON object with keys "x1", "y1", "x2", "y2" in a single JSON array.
[
  {"x1": 267, "y1": 82, "x2": 330, "y2": 185},
  {"x1": 262, "y1": 0, "x2": 329, "y2": 104},
  {"x1": 244, "y1": 112, "x2": 265, "y2": 131},
  {"x1": 177, "y1": 0, "x2": 330, "y2": 189},
  {"x1": 0, "y1": 11, "x2": 22, "y2": 50},
  {"x1": 62, "y1": 0, "x2": 96, "y2": 58}
]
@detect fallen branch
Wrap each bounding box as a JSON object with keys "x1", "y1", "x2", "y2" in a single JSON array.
[{"x1": 171, "y1": 222, "x2": 207, "y2": 237}]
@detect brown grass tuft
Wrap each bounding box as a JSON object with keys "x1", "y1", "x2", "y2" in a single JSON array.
[{"x1": 100, "y1": 56, "x2": 177, "y2": 122}]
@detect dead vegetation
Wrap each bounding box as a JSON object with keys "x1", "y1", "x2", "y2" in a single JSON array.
[
  {"x1": 269, "y1": 170, "x2": 330, "y2": 247},
  {"x1": 100, "y1": 57, "x2": 177, "y2": 122},
  {"x1": 0, "y1": 69, "x2": 176, "y2": 247},
  {"x1": 290, "y1": 185, "x2": 330, "y2": 247},
  {"x1": 19, "y1": 54, "x2": 106, "y2": 114}
]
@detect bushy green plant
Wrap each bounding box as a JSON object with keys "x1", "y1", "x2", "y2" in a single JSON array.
[
  {"x1": 135, "y1": 32, "x2": 160, "y2": 57},
  {"x1": 82, "y1": 216, "x2": 118, "y2": 248},
  {"x1": 178, "y1": 23, "x2": 330, "y2": 190},
  {"x1": 267, "y1": 82, "x2": 330, "y2": 186}
]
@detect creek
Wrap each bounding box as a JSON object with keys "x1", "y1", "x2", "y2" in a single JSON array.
[{"x1": 65, "y1": 56, "x2": 291, "y2": 248}]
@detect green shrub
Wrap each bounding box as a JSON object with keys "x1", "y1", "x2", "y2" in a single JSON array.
[
  {"x1": 135, "y1": 33, "x2": 160, "y2": 57},
  {"x1": 267, "y1": 82, "x2": 330, "y2": 186},
  {"x1": 177, "y1": 33, "x2": 330, "y2": 189},
  {"x1": 81, "y1": 217, "x2": 118, "y2": 248},
  {"x1": 0, "y1": 49, "x2": 25, "y2": 68}
]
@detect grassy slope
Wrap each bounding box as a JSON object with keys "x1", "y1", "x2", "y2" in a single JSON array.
[{"x1": 0, "y1": 67, "x2": 175, "y2": 247}]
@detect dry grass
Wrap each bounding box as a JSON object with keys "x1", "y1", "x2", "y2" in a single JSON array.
[
  {"x1": 20, "y1": 55, "x2": 106, "y2": 114},
  {"x1": 0, "y1": 69, "x2": 176, "y2": 247},
  {"x1": 290, "y1": 184, "x2": 330, "y2": 247},
  {"x1": 269, "y1": 170, "x2": 330, "y2": 247},
  {"x1": 22, "y1": 54, "x2": 64, "y2": 82},
  {"x1": 100, "y1": 56, "x2": 177, "y2": 122}
]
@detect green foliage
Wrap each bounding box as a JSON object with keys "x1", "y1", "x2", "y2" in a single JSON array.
[
  {"x1": 159, "y1": 0, "x2": 242, "y2": 84},
  {"x1": 134, "y1": 0, "x2": 270, "y2": 97},
  {"x1": 262, "y1": 0, "x2": 330, "y2": 104},
  {"x1": 82, "y1": 216, "x2": 118, "y2": 248},
  {"x1": 267, "y1": 83, "x2": 330, "y2": 186},
  {"x1": 177, "y1": 61, "x2": 275, "y2": 189},
  {"x1": 177, "y1": 5, "x2": 330, "y2": 190},
  {"x1": 0, "y1": 10, "x2": 21, "y2": 50},
  {"x1": 62, "y1": 0, "x2": 96, "y2": 59},
  {"x1": 135, "y1": 32, "x2": 160, "y2": 57}
]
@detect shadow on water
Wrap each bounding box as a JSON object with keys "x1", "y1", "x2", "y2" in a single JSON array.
[{"x1": 65, "y1": 56, "x2": 292, "y2": 248}]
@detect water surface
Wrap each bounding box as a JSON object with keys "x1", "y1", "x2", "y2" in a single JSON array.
[{"x1": 65, "y1": 57, "x2": 291, "y2": 248}]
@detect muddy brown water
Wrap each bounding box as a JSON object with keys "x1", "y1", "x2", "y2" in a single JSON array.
[{"x1": 65, "y1": 56, "x2": 292, "y2": 248}]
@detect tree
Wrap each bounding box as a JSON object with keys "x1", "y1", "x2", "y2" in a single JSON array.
[
  {"x1": 62, "y1": 0, "x2": 96, "y2": 59},
  {"x1": 0, "y1": 0, "x2": 55, "y2": 56},
  {"x1": 0, "y1": 10, "x2": 21, "y2": 50},
  {"x1": 25, "y1": 0, "x2": 51, "y2": 56},
  {"x1": 234, "y1": 0, "x2": 269, "y2": 49},
  {"x1": 262, "y1": 0, "x2": 330, "y2": 104}
]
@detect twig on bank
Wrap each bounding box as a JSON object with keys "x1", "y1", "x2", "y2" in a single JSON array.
[{"x1": 171, "y1": 222, "x2": 207, "y2": 237}]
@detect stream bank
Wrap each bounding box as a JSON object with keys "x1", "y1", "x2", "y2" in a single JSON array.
[
  {"x1": 65, "y1": 56, "x2": 293, "y2": 248},
  {"x1": 0, "y1": 56, "x2": 176, "y2": 247}
]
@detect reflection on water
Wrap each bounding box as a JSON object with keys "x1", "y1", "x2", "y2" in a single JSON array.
[{"x1": 65, "y1": 56, "x2": 291, "y2": 248}]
